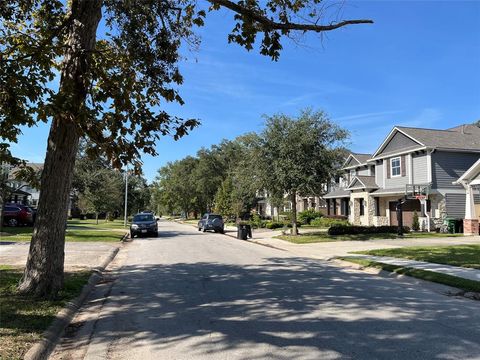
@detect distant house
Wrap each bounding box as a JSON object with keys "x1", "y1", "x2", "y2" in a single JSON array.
[
  {"x1": 324, "y1": 124, "x2": 480, "y2": 231},
  {"x1": 6, "y1": 163, "x2": 43, "y2": 207}
]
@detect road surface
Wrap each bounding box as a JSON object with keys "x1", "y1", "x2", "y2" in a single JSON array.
[{"x1": 52, "y1": 220, "x2": 480, "y2": 360}]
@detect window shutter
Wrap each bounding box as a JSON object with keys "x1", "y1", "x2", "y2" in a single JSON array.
[
  {"x1": 401, "y1": 155, "x2": 406, "y2": 177},
  {"x1": 387, "y1": 159, "x2": 391, "y2": 179}
]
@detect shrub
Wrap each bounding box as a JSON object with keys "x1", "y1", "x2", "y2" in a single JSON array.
[
  {"x1": 310, "y1": 217, "x2": 349, "y2": 228},
  {"x1": 265, "y1": 221, "x2": 302, "y2": 229},
  {"x1": 249, "y1": 213, "x2": 267, "y2": 228},
  {"x1": 328, "y1": 225, "x2": 410, "y2": 236},
  {"x1": 298, "y1": 209, "x2": 324, "y2": 224},
  {"x1": 412, "y1": 211, "x2": 420, "y2": 231},
  {"x1": 265, "y1": 221, "x2": 285, "y2": 229}
]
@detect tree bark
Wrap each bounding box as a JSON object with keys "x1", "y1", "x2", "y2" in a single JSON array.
[
  {"x1": 290, "y1": 192, "x2": 298, "y2": 236},
  {"x1": 18, "y1": 0, "x2": 103, "y2": 298}
]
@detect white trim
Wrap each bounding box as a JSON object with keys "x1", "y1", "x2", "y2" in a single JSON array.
[
  {"x1": 454, "y1": 158, "x2": 480, "y2": 184},
  {"x1": 390, "y1": 157, "x2": 402, "y2": 177},
  {"x1": 383, "y1": 160, "x2": 386, "y2": 188},
  {"x1": 408, "y1": 153, "x2": 413, "y2": 183},
  {"x1": 426, "y1": 150, "x2": 432, "y2": 183},
  {"x1": 372, "y1": 127, "x2": 425, "y2": 158}
]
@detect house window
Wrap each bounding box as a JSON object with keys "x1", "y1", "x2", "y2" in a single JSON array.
[
  {"x1": 359, "y1": 198, "x2": 365, "y2": 216},
  {"x1": 390, "y1": 157, "x2": 401, "y2": 177}
]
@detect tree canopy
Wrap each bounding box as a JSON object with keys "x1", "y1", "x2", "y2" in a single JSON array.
[{"x1": 0, "y1": 0, "x2": 371, "y2": 298}]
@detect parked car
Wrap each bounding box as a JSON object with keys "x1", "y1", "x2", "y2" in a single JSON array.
[
  {"x1": 130, "y1": 213, "x2": 158, "y2": 238},
  {"x1": 2, "y1": 204, "x2": 34, "y2": 227},
  {"x1": 198, "y1": 214, "x2": 224, "y2": 233}
]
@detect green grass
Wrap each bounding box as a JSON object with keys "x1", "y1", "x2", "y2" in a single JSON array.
[
  {"x1": 0, "y1": 266, "x2": 91, "y2": 360},
  {"x1": 276, "y1": 232, "x2": 399, "y2": 244},
  {"x1": 67, "y1": 219, "x2": 129, "y2": 230},
  {"x1": 405, "y1": 232, "x2": 465, "y2": 238},
  {"x1": 353, "y1": 244, "x2": 480, "y2": 269},
  {"x1": 339, "y1": 257, "x2": 480, "y2": 293},
  {"x1": 1, "y1": 229, "x2": 125, "y2": 242}
]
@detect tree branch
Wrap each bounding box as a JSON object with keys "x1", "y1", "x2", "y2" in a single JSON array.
[{"x1": 208, "y1": 0, "x2": 373, "y2": 32}]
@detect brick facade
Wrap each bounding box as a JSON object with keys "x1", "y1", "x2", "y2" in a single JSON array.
[{"x1": 463, "y1": 219, "x2": 479, "y2": 236}]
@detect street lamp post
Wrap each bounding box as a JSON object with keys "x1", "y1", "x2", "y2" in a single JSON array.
[{"x1": 124, "y1": 169, "x2": 128, "y2": 228}]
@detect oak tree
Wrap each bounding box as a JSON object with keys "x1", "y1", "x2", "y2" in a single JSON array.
[
  {"x1": 1, "y1": 0, "x2": 372, "y2": 297},
  {"x1": 256, "y1": 109, "x2": 349, "y2": 235}
]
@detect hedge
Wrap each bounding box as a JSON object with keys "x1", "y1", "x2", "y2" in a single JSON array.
[
  {"x1": 328, "y1": 225, "x2": 410, "y2": 235},
  {"x1": 298, "y1": 209, "x2": 324, "y2": 224},
  {"x1": 310, "y1": 217, "x2": 349, "y2": 228}
]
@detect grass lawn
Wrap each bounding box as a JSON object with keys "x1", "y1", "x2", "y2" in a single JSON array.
[
  {"x1": 275, "y1": 230, "x2": 467, "y2": 244},
  {"x1": 67, "y1": 219, "x2": 128, "y2": 230},
  {"x1": 339, "y1": 257, "x2": 480, "y2": 293},
  {"x1": 353, "y1": 244, "x2": 480, "y2": 269},
  {"x1": 0, "y1": 266, "x2": 91, "y2": 359},
  {"x1": 405, "y1": 232, "x2": 465, "y2": 238},
  {"x1": 1, "y1": 228, "x2": 125, "y2": 242},
  {"x1": 276, "y1": 232, "x2": 399, "y2": 244}
]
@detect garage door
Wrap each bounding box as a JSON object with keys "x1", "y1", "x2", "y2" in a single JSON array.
[{"x1": 389, "y1": 200, "x2": 422, "y2": 227}]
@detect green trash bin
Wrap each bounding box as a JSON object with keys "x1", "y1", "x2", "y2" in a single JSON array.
[{"x1": 444, "y1": 218, "x2": 457, "y2": 234}]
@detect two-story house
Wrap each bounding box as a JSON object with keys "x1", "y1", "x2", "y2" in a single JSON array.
[{"x1": 324, "y1": 124, "x2": 480, "y2": 230}]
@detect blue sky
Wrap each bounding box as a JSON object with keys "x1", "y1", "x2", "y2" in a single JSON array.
[{"x1": 10, "y1": 0, "x2": 480, "y2": 182}]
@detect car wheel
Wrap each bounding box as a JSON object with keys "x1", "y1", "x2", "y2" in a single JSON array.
[
  {"x1": 202, "y1": 226, "x2": 206, "y2": 232},
  {"x1": 130, "y1": 232, "x2": 136, "y2": 238},
  {"x1": 7, "y1": 218, "x2": 18, "y2": 227},
  {"x1": 198, "y1": 227, "x2": 201, "y2": 231}
]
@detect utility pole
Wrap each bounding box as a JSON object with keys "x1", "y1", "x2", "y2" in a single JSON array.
[{"x1": 124, "y1": 168, "x2": 128, "y2": 228}]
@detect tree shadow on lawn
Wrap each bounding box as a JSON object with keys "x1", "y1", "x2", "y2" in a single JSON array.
[{"x1": 66, "y1": 256, "x2": 480, "y2": 359}]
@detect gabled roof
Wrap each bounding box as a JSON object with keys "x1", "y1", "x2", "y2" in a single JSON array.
[
  {"x1": 454, "y1": 157, "x2": 480, "y2": 186},
  {"x1": 346, "y1": 175, "x2": 378, "y2": 191},
  {"x1": 373, "y1": 124, "x2": 480, "y2": 158},
  {"x1": 323, "y1": 188, "x2": 350, "y2": 199},
  {"x1": 342, "y1": 153, "x2": 372, "y2": 169}
]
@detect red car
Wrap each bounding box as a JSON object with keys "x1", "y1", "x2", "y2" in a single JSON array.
[{"x1": 3, "y1": 205, "x2": 34, "y2": 227}]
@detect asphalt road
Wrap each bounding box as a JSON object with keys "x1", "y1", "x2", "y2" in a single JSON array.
[{"x1": 52, "y1": 220, "x2": 480, "y2": 360}]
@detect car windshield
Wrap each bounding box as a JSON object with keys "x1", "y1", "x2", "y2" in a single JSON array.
[
  {"x1": 133, "y1": 214, "x2": 154, "y2": 222},
  {"x1": 209, "y1": 215, "x2": 222, "y2": 220}
]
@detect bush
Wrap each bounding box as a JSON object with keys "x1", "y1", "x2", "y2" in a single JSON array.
[
  {"x1": 298, "y1": 209, "x2": 324, "y2": 224},
  {"x1": 412, "y1": 211, "x2": 420, "y2": 231},
  {"x1": 310, "y1": 217, "x2": 349, "y2": 228},
  {"x1": 328, "y1": 225, "x2": 410, "y2": 236},
  {"x1": 249, "y1": 213, "x2": 267, "y2": 228},
  {"x1": 265, "y1": 221, "x2": 302, "y2": 229},
  {"x1": 265, "y1": 221, "x2": 285, "y2": 229}
]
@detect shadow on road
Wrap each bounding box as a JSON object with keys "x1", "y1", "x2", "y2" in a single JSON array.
[{"x1": 62, "y1": 255, "x2": 480, "y2": 359}]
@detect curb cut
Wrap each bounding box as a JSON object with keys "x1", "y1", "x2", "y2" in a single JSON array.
[{"x1": 24, "y1": 245, "x2": 121, "y2": 360}]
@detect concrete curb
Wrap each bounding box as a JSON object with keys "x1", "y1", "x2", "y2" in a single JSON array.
[{"x1": 24, "y1": 245, "x2": 121, "y2": 360}]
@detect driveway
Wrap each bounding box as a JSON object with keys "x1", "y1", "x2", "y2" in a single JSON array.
[{"x1": 51, "y1": 220, "x2": 480, "y2": 360}]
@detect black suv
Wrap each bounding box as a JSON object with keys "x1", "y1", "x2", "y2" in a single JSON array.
[
  {"x1": 198, "y1": 214, "x2": 224, "y2": 233},
  {"x1": 130, "y1": 213, "x2": 158, "y2": 237}
]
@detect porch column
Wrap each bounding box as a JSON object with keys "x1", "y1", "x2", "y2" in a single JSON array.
[
  {"x1": 326, "y1": 199, "x2": 331, "y2": 216},
  {"x1": 464, "y1": 184, "x2": 479, "y2": 235}
]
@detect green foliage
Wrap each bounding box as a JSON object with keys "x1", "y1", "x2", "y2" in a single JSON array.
[
  {"x1": 265, "y1": 221, "x2": 285, "y2": 229},
  {"x1": 412, "y1": 211, "x2": 420, "y2": 231},
  {"x1": 310, "y1": 217, "x2": 349, "y2": 228},
  {"x1": 214, "y1": 177, "x2": 235, "y2": 218},
  {"x1": 328, "y1": 225, "x2": 410, "y2": 236},
  {"x1": 298, "y1": 209, "x2": 324, "y2": 224},
  {"x1": 72, "y1": 143, "x2": 123, "y2": 218},
  {"x1": 1, "y1": 1, "x2": 371, "y2": 169},
  {"x1": 255, "y1": 109, "x2": 349, "y2": 230}
]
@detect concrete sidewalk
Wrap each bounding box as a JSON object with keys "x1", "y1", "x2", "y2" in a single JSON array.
[{"x1": 0, "y1": 241, "x2": 121, "y2": 270}]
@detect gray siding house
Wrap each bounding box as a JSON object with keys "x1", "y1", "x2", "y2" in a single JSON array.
[{"x1": 324, "y1": 124, "x2": 480, "y2": 230}]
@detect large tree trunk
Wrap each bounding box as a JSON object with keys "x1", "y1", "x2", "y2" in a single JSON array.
[
  {"x1": 18, "y1": 0, "x2": 102, "y2": 298},
  {"x1": 290, "y1": 192, "x2": 298, "y2": 236}
]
